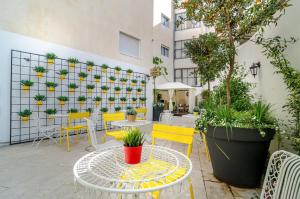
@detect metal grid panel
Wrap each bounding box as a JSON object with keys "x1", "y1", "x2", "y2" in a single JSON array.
[{"x1": 10, "y1": 50, "x2": 148, "y2": 145}]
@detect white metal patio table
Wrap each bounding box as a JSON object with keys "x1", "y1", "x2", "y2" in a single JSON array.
[
  {"x1": 111, "y1": 120, "x2": 152, "y2": 128},
  {"x1": 73, "y1": 145, "x2": 193, "y2": 198}
]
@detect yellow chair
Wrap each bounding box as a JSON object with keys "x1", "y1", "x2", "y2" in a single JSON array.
[
  {"x1": 136, "y1": 107, "x2": 147, "y2": 120},
  {"x1": 60, "y1": 112, "x2": 90, "y2": 151},
  {"x1": 103, "y1": 112, "x2": 126, "y2": 142}
]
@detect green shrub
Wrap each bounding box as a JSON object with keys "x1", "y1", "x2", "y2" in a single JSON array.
[
  {"x1": 45, "y1": 82, "x2": 58, "y2": 88},
  {"x1": 120, "y1": 78, "x2": 128, "y2": 82},
  {"x1": 87, "y1": 108, "x2": 93, "y2": 113},
  {"x1": 86, "y1": 85, "x2": 95, "y2": 89},
  {"x1": 68, "y1": 108, "x2": 78, "y2": 113},
  {"x1": 132, "y1": 97, "x2": 137, "y2": 102},
  {"x1": 101, "y1": 85, "x2": 109, "y2": 90},
  {"x1": 114, "y1": 86, "x2": 121, "y2": 91},
  {"x1": 108, "y1": 97, "x2": 115, "y2": 101},
  {"x1": 94, "y1": 74, "x2": 101, "y2": 79},
  {"x1": 123, "y1": 128, "x2": 145, "y2": 147},
  {"x1": 131, "y1": 79, "x2": 137, "y2": 83},
  {"x1": 126, "y1": 87, "x2": 132, "y2": 92},
  {"x1": 127, "y1": 108, "x2": 137, "y2": 115},
  {"x1": 78, "y1": 72, "x2": 88, "y2": 78},
  {"x1": 57, "y1": 96, "x2": 68, "y2": 101},
  {"x1": 44, "y1": 108, "x2": 57, "y2": 115},
  {"x1": 115, "y1": 106, "x2": 121, "y2": 112},
  {"x1": 141, "y1": 80, "x2": 146, "y2": 84},
  {"x1": 68, "y1": 58, "x2": 79, "y2": 63},
  {"x1": 19, "y1": 109, "x2": 32, "y2": 117},
  {"x1": 21, "y1": 80, "x2": 34, "y2": 86},
  {"x1": 69, "y1": 83, "x2": 78, "y2": 89},
  {"x1": 109, "y1": 76, "x2": 116, "y2": 81},
  {"x1": 34, "y1": 94, "x2": 46, "y2": 101},
  {"x1": 120, "y1": 97, "x2": 127, "y2": 102},
  {"x1": 101, "y1": 107, "x2": 108, "y2": 112},
  {"x1": 77, "y1": 96, "x2": 86, "y2": 102},
  {"x1": 137, "y1": 88, "x2": 142, "y2": 92},
  {"x1": 101, "y1": 64, "x2": 108, "y2": 69},
  {"x1": 45, "y1": 53, "x2": 57, "y2": 59},
  {"x1": 115, "y1": 66, "x2": 122, "y2": 71},
  {"x1": 86, "y1": 61, "x2": 94, "y2": 66},
  {"x1": 126, "y1": 69, "x2": 133, "y2": 74},
  {"x1": 34, "y1": 66, "x2": 47, "y2": 73},
  {"x1": 59, "y1": 69, "x2": 68, "y2": 75},
  {"x1": 93, "y1": 96, "x2": 102, "y2": 101}
]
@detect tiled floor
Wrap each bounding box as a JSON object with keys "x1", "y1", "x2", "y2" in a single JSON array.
[{"x1": 0, "y1": 127, "x2": 260, "y2": 199}]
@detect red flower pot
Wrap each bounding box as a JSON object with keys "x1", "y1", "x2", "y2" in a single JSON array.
[{"x1": 124, "y1": 145, "x2": 142, "y2": 164}]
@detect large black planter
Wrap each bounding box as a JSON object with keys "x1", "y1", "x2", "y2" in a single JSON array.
[
  {"x1": 206, "y1": 126, "x2": 275, "y2": 188},
  {"x1": 153, "y1": 106, "x2": 164, "y2": 121}
]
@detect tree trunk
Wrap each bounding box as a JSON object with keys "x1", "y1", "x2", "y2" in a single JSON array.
[{"x1": 226, "y1": 21, "x2": 235, "y2": 106}]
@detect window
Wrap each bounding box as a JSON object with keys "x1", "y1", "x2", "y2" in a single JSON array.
[
  {"x1": 174, "y1": 68, "x2": 202, "y2": 87},
  {"x1": 161, "y1": 14, "x2": 170, "y2": 28},
  {"x1": 174, "y1": 39, "x2": 190, "y2": 59},
  {"x1": 161, "y1": 45, "x2": 169, "y2": 57},
  {"x1": 119, "y1": 32, "x2": 140, "y2": 58},
  {"x1": 175, "y1": 12, "x2": 201, "y2": 31}
]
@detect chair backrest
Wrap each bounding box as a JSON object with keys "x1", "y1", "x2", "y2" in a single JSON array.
[
  {"x1": 85, "y1": 118, "x2": 98, "y2": 149},
  {"x1": 136, "y1": 108, "x2": 147, "y2": 119},
  {"x1": 103, "y1": 112, "x2": 125, "y2": 133},
  {"x1": 152, "y1": 124, "x2": 194, "y2": 157},
  {"x1": 260, "y1": 150, "x2": 300, "y2": 199},
  {"x1": 68, "y1": 112, "x2": 90, "y2": 126}
]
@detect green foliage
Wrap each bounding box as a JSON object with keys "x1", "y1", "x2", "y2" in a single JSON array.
[
  {"x1": 44, "y1": 108, "x2": 57, "y2": 115},
  {"x1": 115, "y1": 66, "x2": 122, "y2": 71},
  {"x1": 141, "y1": 80, "x2": 146, "y2": 84},
  {"x1": 132, "y1": 97, "x2": 137, "y2": 102},
  {"x1": 86, "y1": 84, "x2": 95, "y2": 89},
  {"x1": 86, "y1": 61, "x2": 94, "y2": 66},
  {"x1": 131, "y1": 79, "x2": 137, "y2": 83},
  {"x1": 109, "y1": 76, "x2": 116, "y2": 81},
  {"x1": 101, "y1": 85, "x2": 109, "y2": 90},
  {"x1": 34, "y1": 66, "x2": 47, "y2": 73},
  {"x1": 19, "y1": 109, "x2": 32, "y2": 117},
  {"x1": 87, "y1": 108, "x2": 93, "y2": 113},
  {"x1": 120, "y1": 78, "x2": 128, "y2": 82},
  {"x1": 59, "y1": 69, "x2": 68, "y2": 75},
  {"x1": 45, "y1": 81, "x2": 58, "y2": 88},
  {"x1": 139, "y1": 97, "x2": 146, "y2": 102},
  {"x1": 21, "y1": 80, "x2": 34, "y2": 86},
  {"x1": 68, "y1": 58, "x2": 79, "y2": 63},
  {"x1": 115, "y1": 106, "x2": 121, "y2": 112},
  {"x1": 123, "y1": 128, "x2": 145, "y2": 147},
  {"x1": 94, "y1": 74, "x2": 101, "y2": 79},
  {"x1": 34, "y1": 94, "x2": 46, "y2": 101},
  {"x1": 68, "y1": 108, "x2": 78, "y2": 113},
  {"x1": 45, "y1": 53, "x2": 57, "y2": 59},
  {"x1": 108, "y1": 97, "x2": 115, "y2": 102},
  {"x1": 101, "y1": 64, "x2": 108, "y2": 69},
  {"x1": 78, "y1": 72, "x2": 88, "y2": 78},
  {"x1": 57, "y1": 96, "x2": 68, "y2": 102},
  {"x1": 126, "y1": 106, "x2": 133, "y2": 110},
  {"x1": 126, "y1": 69, "x2": 133, "y2": 74},
  {"x1": 101, "y1": 107, "x2": 108, "y2": 113},
  {"x1": 120, "y1": 97, "x2": 127, "y2": 102},
  {"x1": 77, "y1": 96, "x2": 86, "y2": 102},
  {"x1": 137, "y1": 88, "x2": 142, "y2": 92},
  {"x1": 201, "y1": 90, "x2": 210, "y2": 100},
  {"x1": 93, "y1": 96, "x2": 102, "y2": 101},
  {"x1": 127, "y1": 108, "x2": 137, "y2": 115},
  {"x1": 151, "y1": 56, "x2": 168, "y2": 79},
  {"x1": 193, "y1": 107, "x2": 200, "y2": 113},
  {"x1": 69, "y1": 83, "x2": 78, "y2": 89},
  {"x1": 114, "y1": 86, "x2": 121, "y2": 91},
  {"x1": 126, "y1": 87, "x2": 132, "y2": 92}
]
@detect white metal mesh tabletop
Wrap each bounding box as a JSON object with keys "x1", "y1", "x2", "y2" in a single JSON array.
[
  {"x1": 111, "y1": 120, "x2": 152, "y2": 128},
  {"x1": 73, "y1": 145, "x2": 192, "y2": 198}
]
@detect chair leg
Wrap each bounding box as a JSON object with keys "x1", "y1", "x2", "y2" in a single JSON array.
[
  {"x1": 60, "y1": 128, "x2": 63, "y2": 145},
  {"x1": 188, "y1": 177, "x2": 194, "y2": 199},
  {"x1": 66, "y1": 130, "x2": 70, "y2": 152},
  {"x1": 87, "y1": 127, "x2": 91, "y2": 145},
  {"x1": 75, "y1": 130, "x2": 78, "y2": 143}
]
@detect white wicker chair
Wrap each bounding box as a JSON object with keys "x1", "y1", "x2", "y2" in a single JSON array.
[{"x1": 260, "y1": 150, "x2": 300, "y2": 199}]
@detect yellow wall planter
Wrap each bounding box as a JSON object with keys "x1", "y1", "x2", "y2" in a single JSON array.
[
  {"x1": 131, "y1": 83, "x2": 137, "y2": 87},
  {"x1": 95, "y1": 101, "x2": 100, "y2": 106},
  {"x1": 109, "y1": 102, "x2": 115, "y2": 106},
  {"x1": 47, "y1": 59, "x2": 54, "y2": 65},
  {"x1": 69, "y1": 88, "x2": 75, "y2": 93},
  {"x1": 79, "y1": 101, "x2": 85, "y2": 107},
  {"x1": 69, "y1": 63, "x2": 76, "y2": 68},
  {"x1": 95, "y1": 79, "x2": 100, "y2": 83},
  {"x1": 22, "y1": 86, "x2": 30, "y2": 91},
  {"x1": 48, "y1": 87, "x2": 55, "y2": 92},
  {"x1": 109, "y1": 80, "x2": 115, "y2": 84},
  {"x1": 121, "y1": 82, "x2": 126, "y2": 86},
  {"x1": 87, "y1": 89, "x2": 93, "y2": 94},
  {"x1": 59, "y1": 101, "x2": 65, "y2": 106},
  {"x1": 21, "y1": 116, "x2": 29, "y2": 122},
  {"x1": 79, "y1": 77, "x2": 85, "y2": 82},
  {"x1": 87, "y1": 66, "x2": 93, "y2": 71},
  {"x1": 141, "y1": 83, "x2": 145, "y2": 87},
  {"x1": 115, "y1": 91, "x2": 120, "y2": 95},
  {"x1": 36, "y1": 101, "x2": 43, "y2": 107},
  {"x1": 137, "y1": 91, "x2": 141, "y2": 95},
  {"x1": 102, "y1": 90, "x2": 107, "y2": 94},
  {"x1": 102, "y1": 68, "x2": 107, "y2": 73},
  {"x1": 127, "y1": 73, "x2": 132, "y2": 78},
  {"x1": 59, "y1": 75, "x2": 66, "y2": 80},
  {"x1": 36, "y1": 72, "x2": 43, "y2": 78},
  {"x1": 126, "y1": 91, "x2": 131, "y2": 95}
]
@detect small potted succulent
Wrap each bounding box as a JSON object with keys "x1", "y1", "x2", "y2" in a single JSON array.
[
  {"x1": 108, "y1": 97, "x2": 115, "y2": 106},
  {"x1": 120, "y1": 97, "x2": 127, "y2": 105},
  {"x1": 57, "y1": 96, "x2": 68, "y2": 106},
  {"x1": 86, "y1": 84, "x2": 95, "y2": 93},
  {"x1": 94, "y1": 74, "x2": 101, "y2": 83},
  {"x1": 120, "y1": 78, "x2": 128, "y2": 85},
  {"x1": 44, "y1": 108, "x2": 57, "y2": 119},
  {"x1": 78, "y1": 72, "x2": 88, "y2": 82},
  {"x1": 86, "y1": 61, "x2": 94, "y2": 71},
  {"x1": 68, "y1": 58, "x2": 79, "y2": 68},
  {"x1": 123, "y1": 128, "x2": 145, "y2": 164},
  {"x1": 127, "y1": 108, "x2": 137, "y2": 122},
  {"x1": 77, "y1": 96, "x2": 86, "y2": 107},
  {"x1": 19, "y1": 109, "x2": 32, "y2": 122},
  {"x1": 115, "y1": 66, "x2": 122, "y2": 75},
  {"x1": 114, "y1": 86, "x2": 121, "y2": 95},
  {"x1": 34, "y1": 94, "x2": 46, "y2": 106},
  {"x1": 101, "y1": 64, "x2": 108, "y2": 73},
  {"x1": 109, "y1": 76, "x2": 116, "y2": 84},
  {"x1": 126, "y1": 87, "x2": 132, "y2": 95},
  {"x1": 93, "y1": 96, "x2": 102, "y2": 106},
  {"x1": 193, "y1": 107, "x2": 200, "y2": 116},
  {"x1": 58, "y1": 69, "x2": 68, "y2": 80},
  {"x1": 136, "y1": 88, "x2": 142, "y2": 95},
  {"x1": 115, "y1": 106, "x2": 121, "y2": 112},
  {"x1": 45, "y1": 81, "x2": 58, "y2": 92},
  {"x1": 20, "y1": 80, "x2": 34, "y2": 91},
  {"x1": 34, "y1": 66, "x2": 47, "y2": 78},
  {"x1": 101, "y1": 107, "x2": 108, "y2": 113},
  {"x1": 132, "y1": 97, "x2": 137, "y2": 104},
  {"x1": 46, "y1": 53, "x2": 57, "y2": 65},
  {"x1": 131, "y1": 79, "x2": 137, "y2": 87},
  {"x1": 68, "y1": 108, "x2": 78, "y2": 113},
  {"x1": 126, "y1": 69, "x2": 133, "y2": 77},
  {"x1": 140, "y1": 97, "x2": 146, "y2": 104},
  {"x1": 141, "y1": 80, "x2": 146, "y2": 87},
  {"x1": 127, "y1": 106, "x2": 133, "y2": 110},
  {"x1": 101, "y1": 85, "x2": 109, "y2": 94},
  {"x1": 69, "y1": 83, "x2": 78, "y2": 92}
]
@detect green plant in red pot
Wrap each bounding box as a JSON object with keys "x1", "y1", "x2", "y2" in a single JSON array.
[{"x1": 123, "y1": 128, "x2": 145, "y2": 164}]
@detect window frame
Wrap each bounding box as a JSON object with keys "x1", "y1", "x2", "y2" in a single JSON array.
[
  {"x1": 174, "y1": 67, "x2": 202, "y2": 87},
  {"x1": 119, "y1": 31, "x2": 141, "y2": 59},
  {"x1": 161, "y1": 45, "x2": 170, "y2": 57},
  {"x1": 174, "y1": 39, "x2": 191, "y2": 59},
  {"x1": 175, "y1": 12, "x2": 201, "y2": 31},
  {"x1": 161, "y1": 13, "x2": 170, "y2": 28}
]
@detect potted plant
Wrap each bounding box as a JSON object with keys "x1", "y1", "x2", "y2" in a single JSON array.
[
  {"x1": 77, "y1": 96, "x2": 86, "y2": 107},
  {"x1": 20, "y1": 80, "x2": 34, "y2": 91},
  {"x1": 127, "y1": 108, "x2": 137, "y2": 122},
  {"x1": 115, "y1": 66, "x2": 122, "y2": 75},
  {"x1": 126, "y1": 106, "x2": 133, "y2": 110},
  {"x1": 68, "y1": 58, "x2": 79, "y2": 68},
  {"x1": 131, "y1": 79, "x2": 137, "y2": 87},
  {"x1": 45, "y1": 81, "x2": 58, "y2": 92},
  {"x1": 87, "y1": 108, "x2": 93, "y2": 115},
  {"x1": 57, "y1": 96, "x2": 68, "y2": 106},
  {"x1": 120, "y1": 78, "x2": 128, "y2": 85},
  {"x1": 114, "y1": 86, "x2": 121, "y2": 95},
  {"x1": 94, "y1": 74, "x2": 101, "y2": 83},
  {"x1": 93, "y1": 96, "x2": 102, "y2": 106},
  {"x1": 78, "y1": 72, "x2": 88, "y2": 82},
  {"x1": 46, "y1": 53, "x2": 57, "y2": 65},
  {"x1": 140, "y1": 97, "x2": 146, "y2": 105},
  {"x1": 109, "y1": 76, "x2": 116, "y2": 84},
  {"x1": 136, "y1": 88, "x2": 142, "y2": 95},
  {"x1": 101, "y1": 64, "x2": 108, "y2": 73},
  {"x1": 193, "y1": 106, "x2": 200, "y2": 116},
  {"x1": 115, "y1": 106, "x2": 121, "y2": 112},
  {"x1": 141, "y1": 80, "x2": 146, "y2": 87},
  {"x1": 120, "y1": 97, "x2": 127, "y2": 105},
  {"x1": 69, "y1": 83, "x2": 78, "y2": 92},
  {"x1": 86, "y1": 84, "x2": 95, "y2": 93},
  {"x1": 153, "y1": 102, "x2": 164, "y2": 121},
  {"x1": 123, "y1": 128, "x2": 145, "y2": 164},
  {"x1": 34, "y1": 94, "x2": 46, "y2": 106},
  {"x1": 68, "y1": 108, "x2": 78, "y2": 113},
  {"x1": 108, "y1": 97, "x2": 115, "y2": 106},
  {"x1": 34, "y1": 66, "x2": 47, "y2": 78},
  {"x1": 126, "y1": 69, "x2": 133, "y2": 77},
  {"x1": 126, "y1": 87, "x2": 132, "y2": 95},
  {"x1": 44, "y1": 108, "x2": 57, "y2": 119},
  {"x1": 132, "y1": 97, "x2": 137, "y2": 104},
  {"x1": 58, "y1": 69, "x2": 68, "y2": 80},
  {"x1": 86, "y1": 61, "x2": 94, "y2": 71},
  {"x1": 101, "y1": 107, "x2": 108, "y2": 113},
  {"x1": 101, "y1": 85, "x2": 109, "y2": 94},
  {"x1": 19, "y1": 109, "x2": 32, "y2": 122}
]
